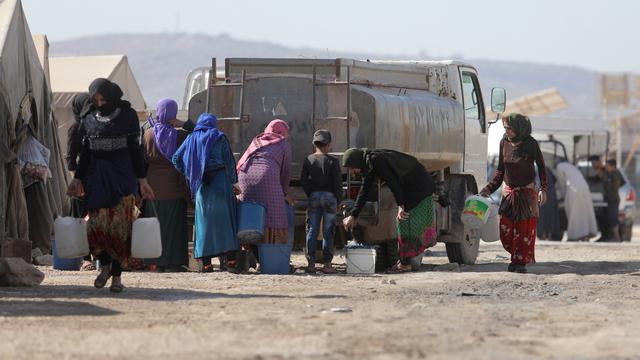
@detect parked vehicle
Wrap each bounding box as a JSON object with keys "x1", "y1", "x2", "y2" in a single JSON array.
[
  {"x1": 529, "y1": 117, "x2": 635, "y2": 241},
  {"x1": 184, "y1": 58, "x2": 506, "y2": 265}
]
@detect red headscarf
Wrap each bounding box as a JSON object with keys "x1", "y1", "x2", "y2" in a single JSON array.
[{"x1": 236, "y1": 119, "x2": 289, "y2": 171}]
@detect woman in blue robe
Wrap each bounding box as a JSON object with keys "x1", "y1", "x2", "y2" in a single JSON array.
[{"x1": 173, "y1": 113, "x2": 240, "y2": 271}]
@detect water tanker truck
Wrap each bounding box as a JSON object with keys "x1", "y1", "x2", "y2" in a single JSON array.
[{"x1": 184, "y1": 58, "x2": 506, "y2": 266}]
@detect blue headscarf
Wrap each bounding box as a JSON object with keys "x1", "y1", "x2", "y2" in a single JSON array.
[{"x1": 177, "y1": 113, "x2": 225, "y2": 195}]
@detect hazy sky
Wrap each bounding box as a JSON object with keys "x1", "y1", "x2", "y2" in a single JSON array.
[{"x1": 22, "y1": 0, "x2": 639, "y2": 73}]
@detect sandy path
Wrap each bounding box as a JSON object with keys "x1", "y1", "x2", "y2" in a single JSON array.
[{"x1": 1, "y1": 234, "x2": 639, "y2": 359}]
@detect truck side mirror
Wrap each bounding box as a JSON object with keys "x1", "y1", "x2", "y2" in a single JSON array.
[{"x1": 490, "y1": 87, "x2": 506, "y2": 124}]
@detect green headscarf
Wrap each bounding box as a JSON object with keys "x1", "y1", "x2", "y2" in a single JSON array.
[
  {"x1": 342, "y1": 148, "x2": 418, "y2": 178},
  {"x1": 503, "y1": 113, "x2": 532, "y2": 143},
  {"x1": 342, "y1": 148, "x2": 366, "y2": 170}
]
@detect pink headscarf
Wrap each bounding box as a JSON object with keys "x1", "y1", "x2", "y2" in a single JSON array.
[{"x1": 236, "y1": 119, "x2": 289, "y2": 171}]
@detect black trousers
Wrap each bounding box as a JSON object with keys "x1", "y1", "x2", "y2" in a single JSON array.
[{"x1": 97, "y1": 252, "x2": 122, "y2": 276}]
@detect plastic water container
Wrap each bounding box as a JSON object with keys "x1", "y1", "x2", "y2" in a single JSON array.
[
  {"x1": 258, "y1": 243, "x2": 291, "y2": 274},
  {"x1": 481, "y1": 212, "x2": 500, "y2": 242},
  {"x1": 53, "y1": 216, "x2": 89, "y2": 258},
  {"x1": 51, "y1": 239, "x2": 83, "y2": 271},
  {"x1": 346, "y1": 247, "x2": 376, "y2": 274},
  {"x1": 461, "y1": 195, "x2": 492, "y2": 229},
  {"x1": 131, "y1": 217, "x2": 162, "y2": 258},
  {"x1": 237, "y1": 202, "x2": 266, "y2": 244}
]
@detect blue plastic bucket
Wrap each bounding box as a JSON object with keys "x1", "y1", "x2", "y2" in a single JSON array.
[
  {"x1": 258, "y1": 243, "x2": 291, "y2": 274},
  {"x1": 237, "y1": 202, "x2": 266, "y2": 244},
  {"x1": 51, "y1": 239, "x2": 83, "y2": 271}
]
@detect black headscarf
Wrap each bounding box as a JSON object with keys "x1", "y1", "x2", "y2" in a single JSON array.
[
  {"x1": 503, "y1": 113, "x2": 532, "y2": 143},
  {"x1": 502, "y1": 112, "x2": 538, "y2": 159},
  {"x1": 88, "y1": 78, "x2": 127, "y2": 116},
  {"x1": 71, "y1": 93, "x2": 90, "y2": 122},
  {"x1": 342, "y1": 148, "x2": 418, "y2": 178}
]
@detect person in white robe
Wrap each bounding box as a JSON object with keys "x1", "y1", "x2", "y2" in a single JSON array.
[{"x1": 555, "y1": 161, "x2": 598, "y2": 241}]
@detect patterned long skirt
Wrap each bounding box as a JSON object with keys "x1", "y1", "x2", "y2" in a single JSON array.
[
  {"x1": 396, "y1": 196, "x2": 437, "y2": 259},
  {"x1": 87, "y1": 195, "x2": 138, "y2": 263},
  {"x1": 499, "y1": 216, "x2": 537, "y2": 265}
]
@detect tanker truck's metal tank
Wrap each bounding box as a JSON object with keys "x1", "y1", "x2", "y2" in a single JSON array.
[
  {"x1": 188, "y1": 58, "x2": 466, "y2": 176},
  {"x1": 350, "y1": 85, "x2": 464, "y2": 171}
]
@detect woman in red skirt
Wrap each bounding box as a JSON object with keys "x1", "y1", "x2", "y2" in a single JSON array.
[{"x1": 480, "y1": 113, "x2": 547, "y2": 273}]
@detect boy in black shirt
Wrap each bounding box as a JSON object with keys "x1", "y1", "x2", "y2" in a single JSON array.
[{"x1": 300, "y1": 130, "x2": 342, "y2": 273}]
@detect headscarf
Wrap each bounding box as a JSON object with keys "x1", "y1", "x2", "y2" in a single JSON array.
[
  {"x1": 177, "y1": 113, "x2": 225, "y2": 195},
  {"x1": 236, "y1": 119, "x2": 289, "y2": 171},
  {"x1": 71, "y1": 93, "x2": 90, "y2": 123},
  {"x1": 342, "y1": 148, "x2": 366, "y2": 170},
  {"x1": 342, "y1": 148, "x2": 418, "y2": 178},
  {"x1": 88, "y1": 78, "x2": 126, "y2": 115},
  {"x1": 148, "y1": 98, "x2": 179, "y2": 161},
  {"x1": 503, "y1": 113, "x2": 532, "y2": 143}
]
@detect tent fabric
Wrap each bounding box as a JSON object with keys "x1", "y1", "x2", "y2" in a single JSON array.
[
  {"x1": 0, "y1": 0, "x2": 68, "y2": 257},
  {"x1": 49, "y1": 55, "x2": 146, "y2": 153}
]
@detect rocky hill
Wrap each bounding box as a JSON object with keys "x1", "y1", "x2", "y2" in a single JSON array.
[{"x1": 51, "y1": 33, "x2": 600, "y2": 117}]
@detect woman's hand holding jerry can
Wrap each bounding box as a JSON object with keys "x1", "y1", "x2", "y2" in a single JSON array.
[
  {"x1": 343, "y1": 215, "x2": 357, "y2": 231},
  {"x1": 139, "y1": 178, "x2": 155, "y2": 200},
  {"x1": 67, "y1": 178, "x2": 85, "y2": 198}
]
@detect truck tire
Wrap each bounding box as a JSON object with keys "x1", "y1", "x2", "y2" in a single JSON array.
[
  {"x1": 445, "y1": 176, "x2": 480, "y2": 265},
  {"x1": 446, "y1": 231, "x2": 480, "y2": 265}
]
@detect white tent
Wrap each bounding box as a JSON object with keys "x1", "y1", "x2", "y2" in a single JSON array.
[
  {"x1": 0, "y1": 0, "x2": 68, "y2": 259},
  {"x1": 50, "y1": 55, "x2": 147, "y2": 148}
]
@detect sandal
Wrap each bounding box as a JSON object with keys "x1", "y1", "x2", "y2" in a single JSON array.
[
  {"x1": 80, "y1": 260, "x2": 96, "y2": 271},
  {"x1": 385, "y1": 263, "x2": 411, "y2": 274},
  {"x1": 94, "y1": 264, "x2": 112, "y2": 288},
  {"x1": 110, "y1": 276, "x2": 124, "y2": 293},
  {"x1": 199, "y1": 264, "x2": 214, "y2": 273},
  {"x1": 320, "y1": 264, "x2": 337, "y2": 274},
  {"x1": 304, "y1": 265, "x2": 317, "y2": 274}
]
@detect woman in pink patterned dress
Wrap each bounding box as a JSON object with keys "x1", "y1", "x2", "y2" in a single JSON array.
[{"x1": 236, "y1": 119, "x2": 292, "y2": 245}]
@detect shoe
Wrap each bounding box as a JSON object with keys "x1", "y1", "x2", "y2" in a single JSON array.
[
  {"x1": 305, "y1": 264, "x2": 317, "y2": 274},
  {"x1": 110, "y1": 276, "x2": 124, "y2": 293},
  {"x1": 507, "y1": 263, "x2": 516, "y2": 272},
  {"x1": 320, "y1": 264, "x2": 337, "y2": 274},
  {"x1": 514, "y1": 264, "x2": 527, "y2": 274},
  {"x1": 94, "y1": 264, "x2": 112, "y2": 288}
]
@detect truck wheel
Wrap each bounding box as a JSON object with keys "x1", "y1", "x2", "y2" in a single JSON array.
[
  {"x1": 445, "y1": 176, "x2": 480, "y2": 265},
  {"x1": 446, "y1": 230, "x2": 480, "y2": 265}
]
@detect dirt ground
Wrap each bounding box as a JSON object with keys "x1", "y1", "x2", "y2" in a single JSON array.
[{"x1": 1, "y1": 230, "x2": 640, "y2": 360}]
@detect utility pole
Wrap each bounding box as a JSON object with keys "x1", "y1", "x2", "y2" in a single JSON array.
[{"x1": 601, "y1": 73, "x2": 630, "y2": 164}]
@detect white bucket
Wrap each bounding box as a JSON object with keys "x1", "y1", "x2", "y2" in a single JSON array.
[
  {"x1": 131, "y1": 217, "x2": 162, "y2": 258},
  {"x1": 54, "y1": 217, "x2": 89, "y2": 259},
  {"x1": 481, "y1": 212, "x2": 500, "y2": 242},
  {"x1": 346, "y1": 248, "x2": 376, "y2": 274},
  {"x1": 461, "y1": 195, "x2": 492, "y2": 229}
]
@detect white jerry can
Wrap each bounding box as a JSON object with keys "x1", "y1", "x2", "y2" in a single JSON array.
[
  {"x1": 480, "y1": 211, "x2": 500, "y2": 242},
  {"x1": 131, "y1": 217, "x2": 162, "y2": 258},
  {"x1": 53, "y1": 217, "x2": 89, "y2": 258}
]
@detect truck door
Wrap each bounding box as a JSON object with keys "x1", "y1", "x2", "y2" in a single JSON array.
[{"x1": 459, "y1": 68, "x2": 488, "y2": 186}]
